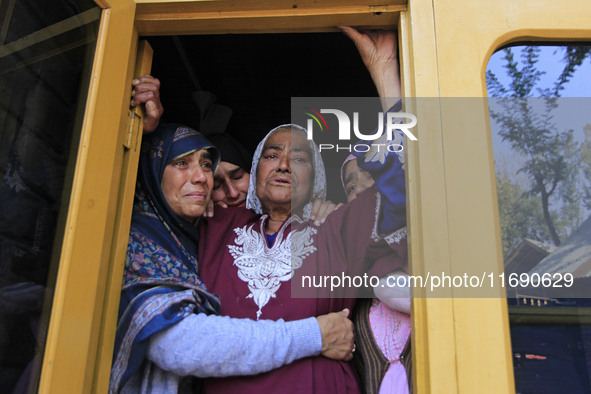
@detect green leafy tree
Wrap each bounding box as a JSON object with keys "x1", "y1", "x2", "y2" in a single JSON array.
[
  {"x1": 553, "y1": 46, "x2": 591, "y2": 96},
  {"x1": 487, "y1": 46, "x2": 590, "y2": 251},
  {"x1": 580, "y1": 124, "x2": 591, "y2": 210},
  {"x1": 495, "y1": 170, "x2": 555, "y2": 257}
]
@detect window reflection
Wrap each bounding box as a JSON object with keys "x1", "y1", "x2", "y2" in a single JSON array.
[
  {"x1": 0, "y1": 0, "x2": 99, "y2": 391},
  {"x1": 487, "y1": 44, "x2": 591, "y2": 393}
]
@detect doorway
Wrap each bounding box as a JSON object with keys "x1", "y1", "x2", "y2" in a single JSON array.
[{"x1": 146, "y1": 32, "x2": 380, "y2": 202}]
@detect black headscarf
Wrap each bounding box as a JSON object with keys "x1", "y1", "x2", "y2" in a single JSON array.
[{"x1": 208, "y1": 133, "x2": 252, "y2": 173}]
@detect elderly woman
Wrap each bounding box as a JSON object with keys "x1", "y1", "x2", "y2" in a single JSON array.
[
  {"x1": 199, "y1": 120, "x2": 407, "y2": 392},
  {"x1": 197, "y1": 28, "x2": 408, "y2": 393},
  {"x1": 110, "y1": 124, "x2": 355, "y2": 394}
]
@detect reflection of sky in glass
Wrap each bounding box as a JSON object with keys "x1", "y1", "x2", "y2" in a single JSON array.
[
  {"x1": 487, "y1": 46, "x2": 591, "y2": 98},
  {"x1": 487, "y1": 46, "x2": 591, "y2": 186}
]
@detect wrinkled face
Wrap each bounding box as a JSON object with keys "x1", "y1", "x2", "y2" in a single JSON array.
[
  {"x1": 161, "y1": 149, "x2": 214, "y2": 221},
  {"x1": 256, "y1": 129, "x2": 314, "y2": 213},
  {"x1": 212, "y1": 161, "x2": 250, "y2": 207},
  {"x1": 343, "y1": 159, "x2": 375, "y2": 202}
]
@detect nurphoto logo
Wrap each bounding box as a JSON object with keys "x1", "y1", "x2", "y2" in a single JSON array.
[
  {"x1": 303, "y1": 107, "x2": 418, "y2": 153},
  {"x1": 304, "y1": 108, "x2": 418, "y2": 141}
]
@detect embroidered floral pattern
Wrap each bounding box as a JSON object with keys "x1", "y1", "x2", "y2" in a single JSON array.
[
  {"x1": 369, "y1": 299, "x2": 411, "y2": 362},
  {"x1": 228, "y1": 217, "x2": 317, "y2": 319},
  {"x1": 370, "y1": 192, "x2": 407, "y2": 245},
  {"x1": 124, "y1": 230, "x2": 207, "y2": 291},
  {"x1": 385, "y1": 227, "x2": 407, "y2": 245},
  {"x1": 173, "y1": 126, "x2": 199, "y2": 142},
  {"x1": 147, "y1": 136, "x2": 164, "y2": 159},
  {"x1": 371, "y1": 192, "x2": 382, "y2": 242},
  {"x1": 364, "y1": 128, "x2": 405, "y2": 168}
]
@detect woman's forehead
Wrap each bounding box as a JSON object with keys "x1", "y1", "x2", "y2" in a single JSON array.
[{"x1": 263, "y1": 128, "x2": 311, "y2": 152}]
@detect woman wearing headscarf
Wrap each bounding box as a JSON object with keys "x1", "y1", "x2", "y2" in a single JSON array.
[
  {"x1": 198, "y1": 122, "x2": 408, "y2": 392},
  {"x1": 208, "y1": 133, "x2": 252, "y2": 208},
  {"x1": 197, "y1": 28, "x2": 408, "y2": 393},
  {"x1": 199, "y1": 125, "x2": 407, "y2": 393},
  {"x1": 110, "y1": 124, "x2": 354, "y2": 394}
]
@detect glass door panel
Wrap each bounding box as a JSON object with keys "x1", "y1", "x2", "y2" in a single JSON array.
[{"x1": 0, "y1": 1, "x2": 100, "y2": 391}]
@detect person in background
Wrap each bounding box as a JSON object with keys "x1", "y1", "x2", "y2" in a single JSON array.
[
  {"x1": 340, "y1": 26, "x2": 412, "y2": 394},
  {"x1": 342, "y1": 154, "x2": 377, "y2": 203},
  {"x1": 207, "y1": 133, "x2": 252, "y2": 208},
  {"x1": 341, "y1": 153, "x2": 412, "y2": 394}
]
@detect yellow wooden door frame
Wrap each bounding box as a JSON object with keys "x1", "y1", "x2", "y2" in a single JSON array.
[
  {"x1": 38, "y1": 0, "x2": 591, "y2": 392},
  {"x1": 93, "y1": 39, "x2": 154, "y2": 393},
  {"x1": 403, "y1": 0, "x2": 591, "y2": 392},
  {"x1": 38, "y1": 0, "x2": 140, "y2": 392},
  {"x1": 38, "y1": 2, "x2": 409, "y2": 393},
  {"x1": 133, "y1": 0, "x2": 405, "y2": 35}
]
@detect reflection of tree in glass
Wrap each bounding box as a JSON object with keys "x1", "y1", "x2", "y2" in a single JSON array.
[
  {"x1": 495, "y1": 171, "x2": 555, "y2": 257},
  {"x1": 554, "y1": 46, "x2": 591, "y2": 96},
  {"x1": 487, "y1": 46, "x2": 591, "y2": 255}
]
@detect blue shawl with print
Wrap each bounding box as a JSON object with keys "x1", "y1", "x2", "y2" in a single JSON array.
[{"x1": 110, "y1": 124, "x2": 221, "y2": 393}]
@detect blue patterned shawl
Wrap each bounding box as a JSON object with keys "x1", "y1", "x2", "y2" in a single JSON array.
[{"x1": 110, "y1": 124, "x2": 221, "y2": 393}]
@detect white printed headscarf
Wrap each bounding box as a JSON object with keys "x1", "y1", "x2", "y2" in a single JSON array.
[{"x1": 246, "y1": 124, "x2": 327, "y2": 220}]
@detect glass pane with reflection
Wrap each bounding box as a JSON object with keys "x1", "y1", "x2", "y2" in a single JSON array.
[
  {"x1": 487, "y1": 44, "x2": 591, "y2": 393},
  {"x1": 0, "y1": 0, "x2": 100, "y2": 391}
]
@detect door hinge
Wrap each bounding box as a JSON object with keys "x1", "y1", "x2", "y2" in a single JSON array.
[{"x1": 125, "y1": 110, "x2": 142, "y2": 151}]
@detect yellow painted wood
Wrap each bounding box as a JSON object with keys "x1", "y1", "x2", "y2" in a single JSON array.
[
  {"x1": 403, "y1": 0, "x2": 591, "y2": 392},
  {"x1": 137, "y1": 13, "x2": 400, "y2": 35},
  {"x1": 437, "y1": 98, "x2": 511, "y2": 391},
  {"x1": 94, "y1": 0, "x2": 111, "y2": 8},
  {"x1": 92, "y1": 36, "x2": 154, "y2": 394},
  {"x1": 134, "y1": 0, "x2": 404, "y2": 35},
  {"x1": 38, "y1": 1, "x2": 137, "y2": 393},
  {"x1": 135, "y1": 0, "x2": 406, "y2": 13},
  {"x1": 400, "y1": 3, "x2": 460, "y2": 393},
  {"x1": 433, "y1": 1, "x2": 590, "y2": 392},
  {"x1": 432, "y1": 0, "x2": 591, "y2": 98},
  {"x1": 32, "y1": 0, "x2": 591, "y2": 392}
]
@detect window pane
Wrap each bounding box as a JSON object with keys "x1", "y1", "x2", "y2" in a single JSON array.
[
  {"x1": 0, "y1": 0, "x2": 100, "y2": 391},
  {"x1": 486, "y1": 44, "x2": 591, "y2": 393}
]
